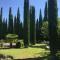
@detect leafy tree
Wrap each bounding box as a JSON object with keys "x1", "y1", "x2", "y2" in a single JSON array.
[
  {"x1": 48, "y1": 0, "x2": 58, "y2": 55},
  {"x1": 44, "y1": 2, "x2": 48, "y2": 21},
  {"x1": 24, "y1": 0, "x2": 29, "y2": 47},
  {"x1": 41, "y1": 21, "x2": 48, "y2": 41},
  {"x1": 8, "y1": 7, "x2": 13, "y2": 34},
  {"x1": 30, "y1": 6, "x2": 36, "y2": 45}
]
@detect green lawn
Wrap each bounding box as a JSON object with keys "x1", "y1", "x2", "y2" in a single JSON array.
[{"x1": 0, "y1": 44, "x2": 50, "y2": 59}]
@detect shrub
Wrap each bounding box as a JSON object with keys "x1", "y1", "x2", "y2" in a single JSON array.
[{"x1": 16, "y1": 41, "x2": 21, "y2": 48}]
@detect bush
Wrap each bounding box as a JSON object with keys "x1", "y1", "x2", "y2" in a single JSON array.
[
  {"x1": 16, "y1": 41, "x2": 21, "y2": 48},
  {"x1": 10, "y1": 42, "x2": 12, "y2": 48}
]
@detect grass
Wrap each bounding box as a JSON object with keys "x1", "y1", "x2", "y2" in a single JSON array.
[{"x1": 0, "y1": 44, "x2": 50, "y2": 59}]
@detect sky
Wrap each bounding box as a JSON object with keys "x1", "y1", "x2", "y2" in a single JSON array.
[{"x1": 0, "y1": 0, "x2": 60, "y2": 22}]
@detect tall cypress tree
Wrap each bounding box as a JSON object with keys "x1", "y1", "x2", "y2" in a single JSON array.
[
  {"x1": 36, "y1": 19, "x2": 39, "y2": 43},
  {"x1": 16, "y1": 8, "x2": 20, "y2": 39},
  {"x1": 24, "y1": 0, "x2": 29, "y2": 47},
  {"x1": 20, "y1": 22, "x2": 23, "y2": 39},
  {"x1": 39, "y1": 9, "x2": 42, "y2": 41},
  {"x1": 44, "y1": 2, "x2": 48, "y2": 21},
  {"x1": 14, "y1": 16, "x2": 17, "y2": 34},
  {"x1": 5, "y1": 18, "x2": 7, "y2": 35},
  {"x1": 0, "y1": 8, "x2": 3, "y2": 39},
  {"x1": 48, "y1": 0, "x2": 58, "y2": 55},
  {"x1": 2, "y1": 18, "x2": 7, "y2": 39},
  {"x1": 30, "y1": 6, "x2": 36, "y2": 45},
  {"x1": 8, "y1": 7, "x2": 13, "y2": 34}
]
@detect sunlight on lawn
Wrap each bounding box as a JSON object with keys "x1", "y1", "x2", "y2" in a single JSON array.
[{"x1": 0, "y1": 44, "x2": 50, "y2": 59}]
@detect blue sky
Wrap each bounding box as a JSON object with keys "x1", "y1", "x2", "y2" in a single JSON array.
[{"x1": 0, "y1": 0, "x2": 60, "y2": 22}]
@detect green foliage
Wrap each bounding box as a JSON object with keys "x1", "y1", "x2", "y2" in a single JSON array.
[
  {"x1": 36, "y1": 19, "x2": 39, "y2": 43},
  {"x1": 44, "y1": 2, "x2": 48, "y2": 21},
  {"x1": 24, "y1": 0, "x2": 29, "y2": 47},
  {"x1": 48, "y1": 0, "x2": 58, "y2": 54},
  {"x1": 39, "y1": 9, "x2": 42, "y2": 29},
  {"x1": 2, "y1": 18, "x2": 7, "y2": 39},
  {"x1": 41, "y1": 21, "x2": 48, "y2": 41},
  {"x1": 10, "y1": 42, "x2": 12, "y2": 48},
  {"x1": 57, "y1": 20, "x2": 60, "y2": 38},
  {"x1": 0, "y1": 8, "x2": 3, "y2": 39},
  {"x1": 41, "y1": 20, "x2": 60, "y2": 41},
  {"x1": 20, "y1": 22, "x2": 23, "y2": 39},
  {"x1": 6, "y1": 34, "x2": 18, "y2": 39},
  {"x1": 14, "y1": 16, "x2": 17, "y2": 34},
  {"x1": 36, "y1": 9, "x2": 43, "y2": 43},
  {"x1": 30, "y1": 6, "x2": 36, "y2": 45},
  {"x1": 16, "y1": 8, "x2": 20, "y2": 38},
  {"x1": 16, "y1": 41, "x2": 21, "y2": 48},
  {"x1": 8, "y1": 7, "x2": 13, "y2": 34}
]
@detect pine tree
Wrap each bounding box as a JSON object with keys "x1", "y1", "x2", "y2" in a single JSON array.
[
  {"x1": 30, "y1": 6, "x2": 36, "y2": 45},
  {"x1": 0, "y1": 8, "x2": 3, "y2": 39},
  {"x1": 24, "y1": 0, "x2": 29, "y2": 47},
  {"x1": 8, "y1": 7, "x2": 13, "y2": 34},
  {"x1": 48, "y1": 0, "x2": 58, "y2": 55},
  {"x1": 44, "y1": 2, "x2": 48, "y2": 21}
]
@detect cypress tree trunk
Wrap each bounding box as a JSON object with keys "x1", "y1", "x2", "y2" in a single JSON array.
[
  {"x1": 48, "y1": 0, "x2": 58, "y2": 55},
  {"x1": 24, "y1": 0, "x2": 29, "y2": 47},
  {"x1": 30, "y1": 6, "x2": 36, "y2": 45}
]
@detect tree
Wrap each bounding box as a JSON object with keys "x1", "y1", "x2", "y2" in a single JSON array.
[
  {"x1": 5, "y1": 19, "x2": 8, "y2": 35},
  {"x1": 16, "y1": 8, "x2": 20, "y2": 39},
  {"x1": 41, "y1": 21, "x2": 48, "y2": 41},
  {"x1": 38, "y1": 9, "x2": 43, "y2": 42},
  {"x1": 44, "y1": 2, "x2": 48, "y2": 21},
  {"x1": 20, "y1": 22, "x2": 23, "y2": 39},
  {"x1": 8, "y1": 7, "x2": 13, "y2": 34},
  {"x1": 36, "y1": 19, "x2": 40, "y2": 43},
  {"x1": 2, "y1": 18, "x2": 7, "y2": 39},
  {"x1": 30, "y1": 6, "x2": 36, "y2": 45},
  {"x1": 14, "y1": 16, "x2": 17, "y2": 34},
  {"x1": 24, "y1": 0, "x2": 29, "y2": 47},
  {"x1": 48, "y1": 0, "x2": 58, "y2": 55},
  {"x1": 0, "y1": 8, "x2": 3, "y2": 39}
]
